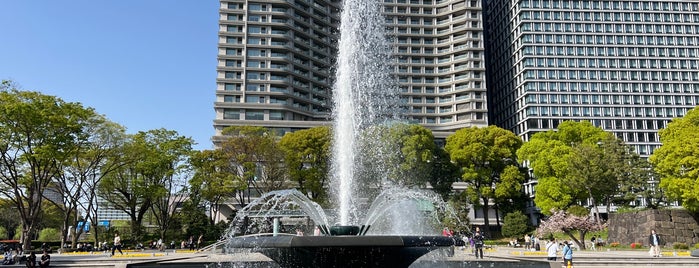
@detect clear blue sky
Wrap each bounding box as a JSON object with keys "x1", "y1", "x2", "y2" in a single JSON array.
[{"x1": 0, "y1": 1, "x2": 219, "y2": 150}]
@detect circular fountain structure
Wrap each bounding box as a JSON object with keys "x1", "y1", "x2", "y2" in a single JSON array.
[
  {"x1": 227, "y1": 0, "x2": 461, "y2": 267},
  {"x1": 225, "y1": 189, "x2": 463, "y2": 268}
]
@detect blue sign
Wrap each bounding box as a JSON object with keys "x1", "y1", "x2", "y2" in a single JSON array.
[
  {"x1": 76, "y1": 221, "x2": 90, "y2": 232},
  {"x1": 98, "y1": 220, "x2": 110, "y2": 227}
]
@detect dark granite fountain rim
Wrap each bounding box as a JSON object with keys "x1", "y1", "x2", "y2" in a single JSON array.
[{"x1": 228, "y1": 235, "x2": 460, "y2": 248}]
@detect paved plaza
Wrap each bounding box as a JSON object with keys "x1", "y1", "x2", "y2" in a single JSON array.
[{"x1": 5, "y1": 246, "x2": 699, "y2": 267}]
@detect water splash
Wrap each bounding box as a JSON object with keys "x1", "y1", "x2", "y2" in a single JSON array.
[
  {"x1": 362, "y1": 188, "x2": 458, "y2": 235},
  {"x1": 224, "y1": 189, "x2": 330, "y2": 238},
  {"x1": 331, "y1": 0, "x2": 401, "y2": 225}
]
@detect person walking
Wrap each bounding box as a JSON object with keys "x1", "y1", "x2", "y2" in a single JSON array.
[
  {"x1": 648, "y1": 229, "x2": 662, "y2": 257},
  {"x1": 590, "y1": 236, "x2": 596, "y2": 251},
  {"x1": 111, "y1": 232, "x2": 123, "y2": 256},
  {"x1": 562, "y1": 241, "x2": 574, "y2": 268},
  {"x1": 473, "y1": 230, "x2": 485, "y2": 259},
  {"x1": 545, "y1": 238, "x2": 559, "y2": 261}
]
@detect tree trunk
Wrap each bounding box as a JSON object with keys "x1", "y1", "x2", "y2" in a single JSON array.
[
  {"x1": 481, "y1": 197, "x2": 490, "y2": 237},
  {"x1": 587, "y1": 188, "x2": 602, "y2": 227}
]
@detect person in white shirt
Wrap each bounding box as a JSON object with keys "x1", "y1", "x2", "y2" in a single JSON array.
[{"x1": 545, "y1": 238, "x2": 559, "y2": 261}]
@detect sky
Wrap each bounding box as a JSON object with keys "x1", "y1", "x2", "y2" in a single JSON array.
[{"x1": 0, "y1": 1, "x2": 219, "y2": 150}]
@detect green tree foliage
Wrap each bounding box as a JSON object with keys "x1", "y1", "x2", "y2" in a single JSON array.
[
  {"x1": 49, "y1": 116, "x2": 126, "y2": 249},
  {"x1": 220, "y1": 126, "x2": 287, "y2": 205},
  {"x1": 279, "y1": 126, "x2": 331, "y2": 203},
  {"x1": 501, "y1": 211, "x2": 530, "y2": 239},
  {"x1": 189, "y1": 149, "x2": 244, "y2": 223},
  {"x1": 38, "y1": 228, "x2": 60, "y2": 241},
  {"x1": 444, "y1": 192, "x2": 470, "y2": 233},
  {"x1": 429, "y1": 147, "x2": 460, "y2": 200},
  {"x1": 518, "y1": 121, "x2": 650, "y2": 220},
  {"x1": 650, "y1": 107, "x2": 699, "y2": 212},
  {"x1": 0, "y1": 199, "x2": 21, "y2": 240},
  {"x1": 99, "y1": 129, "x2": 193, "y2": 243},
  {"x1": 357, "y1": 123, "x2": 437, "y2": 191},
  {"x1": 445, "y1": 126, "x2": 525, "y2": 233},
  {"x1": 0, "y1": 81, "x2": 99, "y2": 250}
]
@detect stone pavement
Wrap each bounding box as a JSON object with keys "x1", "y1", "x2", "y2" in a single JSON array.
[
  {"x1": 448, "y1": 246, "x2": 699, "y2": 268},
  {"x1": 4, "y1": 247, "x2": 699, "y2": 267}
]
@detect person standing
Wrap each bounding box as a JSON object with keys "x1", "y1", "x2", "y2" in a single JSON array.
[
  {"x1": 648, "y1": 229, "x2": 662, "y2": 257},
  {"x1": 524, "y1": 234, "x2": 531, "y2": 250},
  {"x1": 545, "y1": 238, "x2": 559, "y2": 261},
  {"x1": 590, "y1": 236, "x2": 596, "y2": 251},
  {"x1": 112, "y1": 232, "x2": 123, "y2": 256},
  {"x1": 562, "y1": 241, "x2": 573, "y2": 268},
  {"x1": 473, "y1": 230, "x2": 485, "y2": 259}
]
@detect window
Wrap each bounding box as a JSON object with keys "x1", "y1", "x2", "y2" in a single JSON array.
[{"x1": 245, "y1": 110, "x2": 264, "y2": 120}]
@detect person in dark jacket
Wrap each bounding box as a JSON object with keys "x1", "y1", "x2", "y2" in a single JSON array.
[
  {"x1": 472, "y1": 230, "x2": 485, "y2": 259},
  {"x1": 39, "y1": 250, "x2": 50, "y2": 268},
  {"x1": 25, "y1": 252, "x2": 36, "y2": 268}
]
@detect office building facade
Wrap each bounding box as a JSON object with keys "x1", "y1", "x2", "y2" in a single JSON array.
[
  {"x1": 485, "y1": 0, "x2": 699, "y2": 158},
  {"x1": 214, "y1": 0, "x2": 488, "y2": 142},
  {"x1": 484, "y1": 0, "x2": 699, "y2": 216}
]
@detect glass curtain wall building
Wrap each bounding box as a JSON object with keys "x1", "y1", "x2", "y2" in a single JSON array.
[
  {"x1": 485, "y1": 0, "x2": 699, "y2": 215},
  {"x1": 485, "y1": 0, "x2": 699, "y2": 157},
  {"x1": 214, "y1": 0, "x2": 488, "y2": 142}
]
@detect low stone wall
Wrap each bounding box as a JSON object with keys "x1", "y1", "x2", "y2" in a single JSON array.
[{"x1": 608, "y1": 209, "x2": 699, "y2": 247}]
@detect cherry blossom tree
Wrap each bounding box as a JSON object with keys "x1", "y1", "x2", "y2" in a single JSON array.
[{"x1": 536, "y1": 209, "x2": 605, "y2": 250}]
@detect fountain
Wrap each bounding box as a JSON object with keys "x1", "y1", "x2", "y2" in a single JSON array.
[{"x1": 225, "y1": 0, "x2": 461, "y2": 267}]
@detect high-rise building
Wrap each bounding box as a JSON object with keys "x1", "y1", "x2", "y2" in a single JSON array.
[
  {"x1": 485, "y1": 0, "x2": 699, "y2": 158},
  {"x1": 214, "y1": 1, "x2": 341, "y2": 142},
  {"x1": 214, "y1": 0, "x2": 488, "y2": 142},
  {"x1": 484, "y1": 0, "x2": 699, "y2": 217}
]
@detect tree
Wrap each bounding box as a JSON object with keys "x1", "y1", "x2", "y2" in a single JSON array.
[
  {"x1": 429, "y1": 147, "x2": 460, "y2": 200},
  {"x1": 354, "y1": 123, "x2": 438, "y2": 194},
  {"x1": 650, "y1": 107, "x2": 699, "y2": 212},
  {"x1": 48, "y1": 116, "x2": 126, "y2": 249},
  {"x1": 445, "y1": 126, "x2": 525, "y2": 234},
  {"x1": 0, "y1": 82, "x2": 98, "y2": 250},
  {"x1": 99, "y1": 129, "x2": 193, "y2": 243},
  {"x1": 219, "y1": 126, "x2": 287, "y2": 205},
  {"x1": 279, "y1": 126, "x2": 331, "y2": 203},
  {"x1": 501, "y1": 211, "x2": 529, "y2": 239},
  {"x1": 518, "y1": 121, "x2": 651, "y2": 224},
  {"x1": 517, "y1": 121, "x2": 605, "y2": 215},
  {"x1": 0, "y1": 199, "x2": 21, "y2": 240},
  {"x1": 536, "y1": 207, "x2": 604, "y2": 250},
  {"x1": 189, "y1": 149, "x2": 244, "y2": 223}
]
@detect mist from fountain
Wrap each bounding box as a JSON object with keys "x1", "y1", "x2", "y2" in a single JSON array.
[
  {"x1": 224, "y1": 0, "x2": 456, "y2": 239},
  {"x1": 331, "y1": 0, "x2": 401, "y2": 226}
]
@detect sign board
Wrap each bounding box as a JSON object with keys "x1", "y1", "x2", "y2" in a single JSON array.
[{"x1": 76, "y1": 221, "x2": 90, "y2": 232}]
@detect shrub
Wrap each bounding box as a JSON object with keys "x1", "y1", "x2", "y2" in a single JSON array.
[
  {"x1": 673, "y1": 243, "x2": 689, "y2": 250},
  {"x1": 630, "y1": 242, "x2": 642, "y2": 249},
  {"x1": 38, "y1": 228, "x2": 61, "y2": 241},
  {"x1": 694, "y1": 243, "x2": 699, "y2": 249},
  {"x1": 610, "y1": 242, "x2": 620, "y2": 248}
]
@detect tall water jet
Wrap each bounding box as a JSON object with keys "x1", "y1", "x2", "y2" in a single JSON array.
[{"x1": 332, "y1": 0, "x2": 401, "y2": 225}]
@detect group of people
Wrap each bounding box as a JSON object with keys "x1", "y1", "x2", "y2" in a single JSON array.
[
  {"x1": 446, "y1": 227, "x2": 486, "y2": 259},
  {"x1": 541, "y1": 229, "x2": 664, "y2": 268},
  {"x1": 1, "y1": 250, "x2": 49, "y2": 267},
  {"x1": 544, "y1": 238, "x2": 574, "y2": 268}
]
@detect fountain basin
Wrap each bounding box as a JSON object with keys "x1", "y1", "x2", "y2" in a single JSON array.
[
  {"x1": 229, "y1": 235, "x2": 461, "y2": 268},
  {"x1": 328, "y1": 225, "x2": 361, "y2": 236}
]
